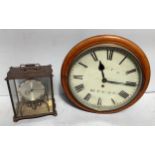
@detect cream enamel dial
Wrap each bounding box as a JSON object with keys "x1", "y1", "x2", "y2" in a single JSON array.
[
  {"x1": 68, "y1": 46, "x2": 142, "y2": 111},
  {"x1": 18, "y1": 80, "x2": 45, "y2": 102}
]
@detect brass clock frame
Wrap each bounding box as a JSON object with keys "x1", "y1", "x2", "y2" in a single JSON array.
[
  {"x1": 61, "y1": 35, "x2": 151, "y2": 113},
  {"x1": 6, "y1": 64, "x2": 57, "y2": 122}
]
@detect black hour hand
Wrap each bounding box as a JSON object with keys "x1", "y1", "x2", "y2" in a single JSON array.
[
  {"x1": 98, "y1": 61, "x2": 105, "y2": 71},
  {"x1": 98, "y1": 61, "x2": 107, "y2": 83}
]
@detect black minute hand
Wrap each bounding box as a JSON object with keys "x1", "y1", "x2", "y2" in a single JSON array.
[{"x1": 106, "y1": 80, "x2": 137, "y2": 87}]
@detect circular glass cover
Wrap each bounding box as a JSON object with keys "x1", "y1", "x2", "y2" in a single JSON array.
[{"x1": 68, "y1": 45, "x2": 142, "y2": 111}]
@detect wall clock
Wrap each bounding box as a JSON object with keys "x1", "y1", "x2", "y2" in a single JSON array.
[
  {"x1": 6, "y1": 64, "x2": 57, "y2": 122},
  {"x1": 61, "y1": 35, "x2": 150, "y2": 113}
]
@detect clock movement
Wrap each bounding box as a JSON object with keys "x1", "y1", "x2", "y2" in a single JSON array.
[
  {"x1": 6, "y1": 64, "x2": 57, "y2": 122},
  {"x1": 61, "y1": 35, "x2": 150, "y2": 113}
]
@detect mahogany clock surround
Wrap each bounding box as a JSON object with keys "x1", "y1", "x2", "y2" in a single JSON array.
[{"x1": 61, "y1": 35, "x2": 150, "y2": 113}]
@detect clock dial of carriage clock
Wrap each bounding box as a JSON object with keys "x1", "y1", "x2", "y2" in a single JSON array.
[{"x1": 61, "y1": 35, "x2": 150, "y2": 113}]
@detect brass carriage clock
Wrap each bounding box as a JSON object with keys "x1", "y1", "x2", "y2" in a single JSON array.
[{"x1": 6, "y1": 64, "x2": 57, "y2": 122}]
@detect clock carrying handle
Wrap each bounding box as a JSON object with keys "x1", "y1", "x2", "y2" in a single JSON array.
[{"x1": 20, "y1": 63, "x2": 41, "y2": 71}]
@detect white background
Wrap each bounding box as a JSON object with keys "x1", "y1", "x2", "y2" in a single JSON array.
[
  {"x1": 0, "y1": 29, "x2": 155, "y2": 126},
  {"x1": 0, "y1": 29, "x2": 155, "y2": 95},
  {"x1": 0, "y1": 1, "x2": 155, "y2": 155}
]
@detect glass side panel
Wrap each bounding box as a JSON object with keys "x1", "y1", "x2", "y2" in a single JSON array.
[
  {"x1": 13, "y1": 77, "x2": 54, "y2": 117},
  {"x1": 8, "y1": 80, "x2": 19, "y2": 115}
]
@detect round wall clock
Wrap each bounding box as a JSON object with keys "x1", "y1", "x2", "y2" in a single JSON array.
[{"x1": 61, "y1": 35, "x2": 150, "y2": 113}]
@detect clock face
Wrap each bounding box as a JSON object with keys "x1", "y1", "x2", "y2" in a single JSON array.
[
  {"x1": 61, "y1": 35, "x2": 150, "y2": 113},
  {"x1": 68, "y1": 46, "x2": 142, "y2": 111},
  {"x1": 18, "y1": 80, "x2": 45, "y2": 102}
]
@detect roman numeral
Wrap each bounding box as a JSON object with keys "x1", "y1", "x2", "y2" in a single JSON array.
[
  {"x1": 119, "y1": 55, "x2": 127, "y2": 65},
  {"x1": 111, "y1": 98, "x2": 116, "y2": 104},
  {"x1": 90, "y1": 51, "x2": 98, "y2": 61},
  {"x1": 97, "y1": 98, "x2": 102, "y2": 106},
  {"x1": 84, "y1": 93, "x2": 91, "y2": 101},
  {"x1": 126, "y1": 69, "x2": 136, "y2": 74},
  {"x1": 125, "y1": 81, "x2": 137, "y2": 87},
  {"x1": 75, "y1": 84, "x2": 84, "y2": 93},
  {"x1": 73, "y1": 75, "x2": 83, "y2": 80},
  {"x1": 119, "y1": 90, "x2": 129, "y2": 99},
  {"x1": 107, "y1": 49, "x2": 114, "y2": 60},
  {"x1": 78, "y1": 62, "x2": 88, "y2": 68}
]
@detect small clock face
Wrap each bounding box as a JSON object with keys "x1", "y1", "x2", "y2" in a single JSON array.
[
  {"x1": 61, "y1": 35, "x2": 150, "y2": 113},
  {"x1": 18, "y1": 80, "x2": 45, "y2": 102},
  {"x1": 69, "y1": 46, "x2": 142, "y2": 111}
]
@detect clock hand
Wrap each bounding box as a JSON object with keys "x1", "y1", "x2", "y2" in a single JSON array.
[
  {"x1": 98, "y1": 61, "x2": 105, "y2": 71},
  {"x1": 106, "y1": 80, "x2": 124, "y2": 85},
  {"x1": 98, "y1": 61, "x2": 107, "y2": 82},
  {"x1": 26, "y1": 88, "x2": 45, "y2": 94},
  {"x1": 31, "y1": 88, "x2": 45, "y2": 90},
  {"x1": 106, "y1": 80, "x2": 137, "y2": 87}
]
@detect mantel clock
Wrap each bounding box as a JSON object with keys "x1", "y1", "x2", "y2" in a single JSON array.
[{"x1": 6, "y1": 64, "x2": 57, "y2": 122}]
